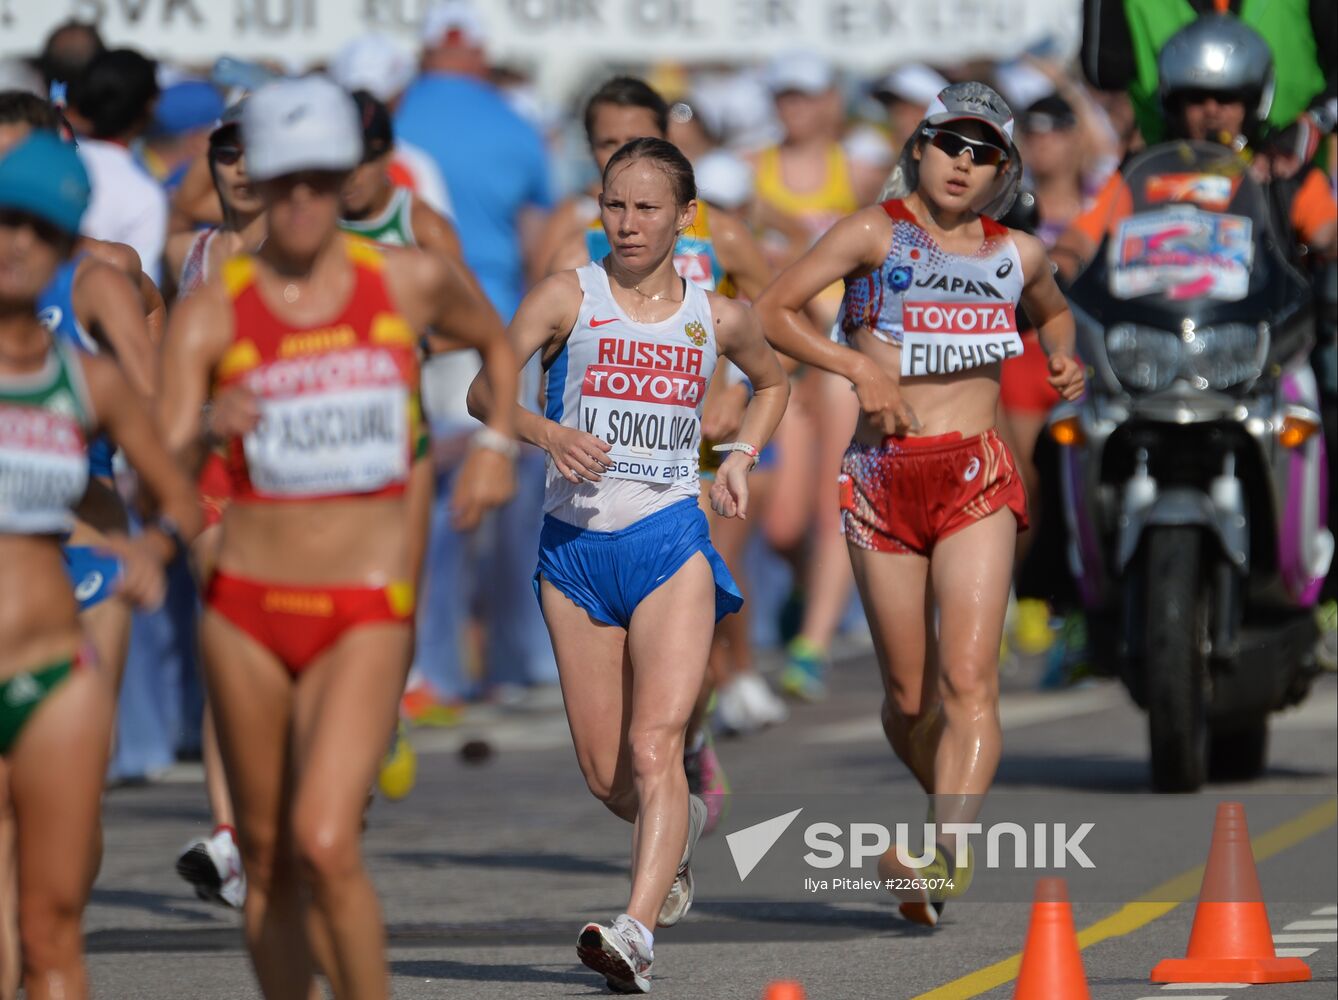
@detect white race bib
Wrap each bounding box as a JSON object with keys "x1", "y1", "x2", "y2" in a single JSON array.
[
  {"x1": 579, "y1": 364, "x2": 705, "y2": 485},
  {"x1": 900, "y1": 301, "x2": 1024, "y2": 377},
  {"x1": 244, "y1": 382, "x2": 409, "y2": 497}
]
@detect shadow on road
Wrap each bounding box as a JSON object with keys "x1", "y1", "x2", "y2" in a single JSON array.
[{"x1": 382, "y1": 849, "x2": 627, "y2": 877}]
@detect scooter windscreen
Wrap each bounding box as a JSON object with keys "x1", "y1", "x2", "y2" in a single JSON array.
[{"x1": 1069, "y1": 141, "x2": 1311, "y2": 395}]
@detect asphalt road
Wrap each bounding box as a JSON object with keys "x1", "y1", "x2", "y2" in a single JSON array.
[{"x1": 86, "y1": 652, "x2": 1338, "y2": 999}]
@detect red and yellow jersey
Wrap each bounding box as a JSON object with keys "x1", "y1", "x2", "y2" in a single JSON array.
[{"x1": 215, "y1": 238, "x2": 424, "y2": 504}]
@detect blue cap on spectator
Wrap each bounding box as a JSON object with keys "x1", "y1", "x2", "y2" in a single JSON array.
[
  {"x1": 152, "y1": 80, "x2": 225, "y2": 137},
  {"x1": 0, "y1": 132, "x2": 91, "y2": 235}
]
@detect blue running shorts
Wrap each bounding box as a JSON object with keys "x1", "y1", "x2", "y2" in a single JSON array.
[
  {"x1": 62, "y1": 545, "x2": 123, "y2": 611},
  {"x1": 535, "y1": 498, "x2": 743, "y2": 629}
]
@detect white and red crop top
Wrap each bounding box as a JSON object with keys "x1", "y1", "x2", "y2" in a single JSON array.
[
  {"x1": 838, "y1": 200, "x2": 1025, "y2": 378},
  {"x1": 542, "y1": 261, "x2": 718, "y2": 531}
]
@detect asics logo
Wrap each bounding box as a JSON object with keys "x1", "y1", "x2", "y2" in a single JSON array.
[
  {"x1": 283, "y1": 105, "x2": 311, "y2": 126},
  {"x1": 963, "y1": 457, "x2": 981, "y2": 482},
  {"x1": 589, "y1": 317, "x2": 618, "y2": 328},
  {"x1": 75, "y1": 571, "x2": 103, "y2": 603}
]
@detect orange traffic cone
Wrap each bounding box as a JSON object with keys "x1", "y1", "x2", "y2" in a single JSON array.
[
  {"x1": 762, "y1": 982, "x2": 806, "y2": 1000},
  {"x1": 1013, "y1": 878, "x2": 1091, "y2": 999},
  {"x1": 1151, "y1": 801, "x2": 1310, "y2": 983}
]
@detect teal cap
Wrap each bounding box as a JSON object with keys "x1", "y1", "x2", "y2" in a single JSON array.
[{"x1": 0, "y1": 132, "x2": 91, "y2": 235}]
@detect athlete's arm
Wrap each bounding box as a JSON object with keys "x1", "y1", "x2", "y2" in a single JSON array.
[
  {"x1": 754, "y1": 207, "x2": 916, "y2": 435},
  {"x1": 410, "y1": 197, "x2": 465, "y2": 262},
  {"x1": 708, "y1": 295, "x2": 789, "y2": 520},
  {"x1": 157, "y1": 283, "x2": 244, "y2": 465},
  {"x1": 81, "y1": 352, "x2": 203, "y2": 607},
  {"x1": 709, "y1": 207, "x2": 775, "y2": 302},
  {"x1": 397, "y1": 250, "x2": 519, "y2": 529},
  {"x1": 74, "y1": 260, "x2": 157, "y2": 398},
  {"x1": 469, "y1": 271, "x2": 611, "y2": 484},
  {"x1": 535, "y1": 200, "x2": 587, "y2": 277},
  {"x1": 547, "y1": 229, "x2": 593, "y2": 275},
  {"x1": 1016, "y1": 231, "x2": 1084, "y2": 402},
  {"x1": 140, "y1": 270, "x2": 166, "y2": 346}
]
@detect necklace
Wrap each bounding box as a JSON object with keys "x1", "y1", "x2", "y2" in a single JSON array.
[{"x1": 283, "y1": 283, "x2": 300, "y2": 303}]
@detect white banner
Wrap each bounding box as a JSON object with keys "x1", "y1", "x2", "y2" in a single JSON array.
[{"x1": 0, "y1": 0, "x2": 1080, "y2": 77}]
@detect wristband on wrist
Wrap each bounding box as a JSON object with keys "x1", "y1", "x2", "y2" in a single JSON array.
[
  {"x1": 472, "y1": 426, "x2": 519, "y2": 459},
  {"x1": 711, "y1": 441, "x2": 760, "y2": 469}
]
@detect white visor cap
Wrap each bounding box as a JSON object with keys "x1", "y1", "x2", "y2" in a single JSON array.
[{"x1": 242, "y1": 75, "x2": 363, "y2": 182}]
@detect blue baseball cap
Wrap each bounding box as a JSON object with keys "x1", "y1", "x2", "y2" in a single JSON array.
[
  {"x1": 152, "y1": 80, "x2": 226, "y2": 137},
  {"x1": 0, "y1": 132, "x2": 91, "y2": 235}
]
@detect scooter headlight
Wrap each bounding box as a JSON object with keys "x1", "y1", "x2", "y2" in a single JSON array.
[
  {"x1": 1105, "y1": 323, "x2": 1181, "y2": 393},
  {"x1": 1180, "y1": 323, "x2": 1267, "y2": 391}
]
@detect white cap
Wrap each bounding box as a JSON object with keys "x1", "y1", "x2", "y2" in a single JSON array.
[
  {"x1": 242, "y1": 76, "x2": 363, "y2": 182},
  {"x1": 330, "y1": 34, "x2": 416, "y2": 103},
  {"x1": 421, "y1": 0, "x2": 488, "y2": 50},
  {"x1": 992, "y1": 61, "x2": 1057, "y2": 118},
  {"x1": 764, "y1": 50, "x2": 836, "y2": 96},
  {"x1": 873, "y1": 64, "x2": 949, "y2": 107},
  {"x1": 0, "y1": 58, "x2": 43, "y2": 97},
  {"x1": 694, "y1": 150, "x2": 754, "y2": 211}
]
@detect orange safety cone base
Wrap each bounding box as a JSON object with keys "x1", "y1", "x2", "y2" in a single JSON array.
[{"x1": 1151, "y1": 955, "x2": 1312, "y2": 984}]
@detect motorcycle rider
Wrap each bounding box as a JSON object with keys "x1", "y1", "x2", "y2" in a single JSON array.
[{"x1": 1053, "y1": 12, "x2": 1337, "y2": 282}]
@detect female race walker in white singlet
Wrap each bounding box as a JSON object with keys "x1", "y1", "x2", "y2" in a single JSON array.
[
  {"x1": 470, "y1": 137, "x2": 787, "y2": 994},
  {"x1": 757, "y1": 83, "x2": 1085, "y2": 927}
]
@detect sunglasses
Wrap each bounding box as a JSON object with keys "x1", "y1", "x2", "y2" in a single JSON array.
[
  {"x1": 210, "y1": 144, "x2": 244, "y2": 166},
  {"x1": 0, "y1": 208, "x2": 70, "y2": 248},
  {"x1": 923, "y1": 128, "x2": 1008, "y2": 167}
]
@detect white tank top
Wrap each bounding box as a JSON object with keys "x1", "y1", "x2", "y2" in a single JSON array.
[
  {"x1": 543, "y1": 261, "x2": 718, "y2": 531},
  {"x1": 838, "y1": 200, "x2": 1025, "y2": 378}
]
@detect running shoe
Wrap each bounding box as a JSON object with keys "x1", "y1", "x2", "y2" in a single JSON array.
[
  {"x1": 1316, "y1": 599, "x2": 1336, "y2": 672},
  {"x1": 577, "y1": 914, "x2": 653, "y2": 994},
  {"x1": 377, "y1": 721, "x2": 416, "y2": 801},
  {"x1": 176, "y1": 826, "x2": 246, "y2": 910},
  {"x1": 658, "y1": 794, "x2": 707, "y2": 927},
  {"x1": 715, "y1": 673, "x2": 788, "y2": 734},
  {"x1": 780, "y1": 637, "x2": 829, "y2": 702},
  {"x1": 739, "y1": 671, "x2": 789, "y2": 726},
  {"x1": 879, "y1": 842, "x2": 973, "y2": 928},
  {"x1": 1040, "y1": 612, "x2": 1091, "y2": 689},
  {"x1": 1012, "y1": 598, "x2": 1055, "y2": 656},
  {"x1": 684, "y1": 735, "x2": 729, "y2": 834},
  {"x1": 400, "y1": 685, "x2": 464, "y2": 727}
]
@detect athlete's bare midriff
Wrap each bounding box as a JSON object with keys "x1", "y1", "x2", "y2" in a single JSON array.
[
  {"x1": 0, "y1": 537, "x2": 82, "y2": 678},
  {"x1": 849, "y1": 328, "x2": 1000, "y2": 444},
  {"x1": 214, "y1": 494, "x2": 411, "y2": 586}
]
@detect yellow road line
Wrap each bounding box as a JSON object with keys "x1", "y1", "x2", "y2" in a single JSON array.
[{"x1": 912, "y1": 798, "x2": 1338, "y2": 1000}]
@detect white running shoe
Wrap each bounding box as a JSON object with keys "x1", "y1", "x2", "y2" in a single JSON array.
[
  {"x1": 657, "y1": 794, "x2": 707, "y2": 927},
  {"x1": 738, "y1": 672, "x2": 789, "y2": 726},
  {"x1": 577, "y1": 914, "x2": 653, "y2": 994},
  {"x1": 176, "y1": 828, "x2": 246, "y2": 910},
  {"x1": 714, "y1": 679, "x2": 764, "y2": 735}
]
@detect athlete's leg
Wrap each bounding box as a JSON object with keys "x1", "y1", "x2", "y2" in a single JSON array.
[
  {"x1": 847, "y1": 545, "x2": 937, "y2": 791},
  {"x1": 8, "y1": 666, "x2": 113, "y2": 1000},
  {"x1": 289, "y1": 623, "x2": 410, "y2": 1000},
  {"x1": 927, "y1": 508, "x2": 1016, "y2": 830},
  {"x1": 202, "y1": 706, "x2": 234, "y2": 828},
  {"x1": 77, "y1": 597, "x2": 133, "y2": 694},
  {"x1": 623, "y1": 554, "x2": 715, "y2": 928},
  {"x1": 0, "y1": 767, "x2": 17, "y2": 1000},
  {"x1": 997, "y1": 407, "x2": 1047, "y2": 562},
  {"x1": 539, "y1": 581, "x2": 634, "y2": 821},
  {"x1": 762, "y1": 382, "x2": 817, "y2": 553},
  {"x1": 200, "y1": 611, "x2": 312, "y2": 998},
  {"x1": 794, "y1": 372, "x2": 861, "y2": 651}
]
